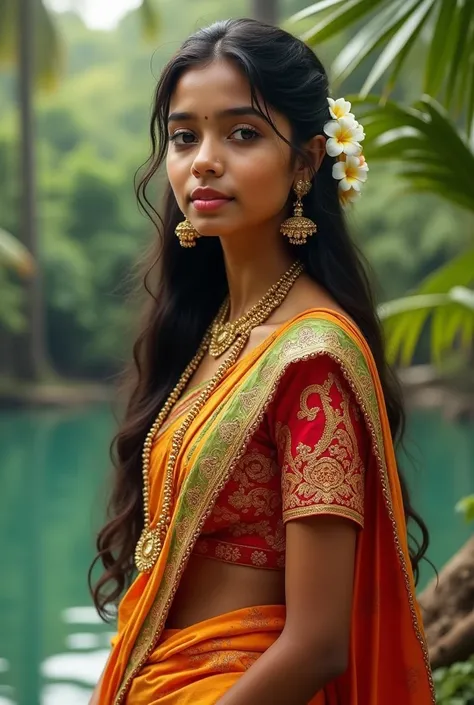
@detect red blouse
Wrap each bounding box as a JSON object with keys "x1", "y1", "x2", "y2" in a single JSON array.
[{"x1": 192, "y1": 354, "x2": 369, "y2": 570}]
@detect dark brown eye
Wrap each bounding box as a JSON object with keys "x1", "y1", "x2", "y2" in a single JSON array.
[
  {"x1": 170, "y1": 131, "x2": 196, "y2": 145},
  {"x1": 232, "y1": 128, "x2": 260, "y2": 141}
]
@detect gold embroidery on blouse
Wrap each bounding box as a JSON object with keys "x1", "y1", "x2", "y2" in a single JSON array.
[
  {"x1": 227, "y1": 518, "x2": 285, "y2": 552},
  {"x1": 278, "y1": 371, "x2": 365, "y2": 524},
  {"x1": 228, "y1": 486, "x2": 281, "y2": 516},
  {"x1": 232, "y1": 450, "x2": 277, "y2": 486}
]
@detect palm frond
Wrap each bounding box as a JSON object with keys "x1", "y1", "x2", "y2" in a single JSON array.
[
  {"x1": 290, "y1": 0, "x2": 474, "y2": 131},
  {"x1": 379, "y1": 251, "x2": 474, "y2": 365},
  {"x1": 354, "y1": 96, "x2": 474, "y2": 213}
]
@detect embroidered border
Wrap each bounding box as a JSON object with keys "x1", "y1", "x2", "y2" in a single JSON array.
[
  {"x1": 114, "y1": 316, "x2": 435, "y2": 704},
  {"x1": 282, "y1": 503, "x2": 364, "y2": 527}
]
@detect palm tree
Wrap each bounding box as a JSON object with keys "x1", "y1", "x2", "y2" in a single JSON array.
[
  {"x1": 290, "y1": 0, "x2": 474, "y2": 366},
  {"x1": 1, "y1": 0, "x2": 159, "y2": 380},
  {"x1": 252, "y1": 0, "x2": 279, "y2": 24}
]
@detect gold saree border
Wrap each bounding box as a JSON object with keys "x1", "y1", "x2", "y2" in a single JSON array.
[{"x1": 114, "y1": 317, "x2": 435, "y2": 704}]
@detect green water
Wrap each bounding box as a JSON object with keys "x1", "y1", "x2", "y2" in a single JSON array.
[{"x1": 0, "y1": 405, "x2": 473, "y2": 705}]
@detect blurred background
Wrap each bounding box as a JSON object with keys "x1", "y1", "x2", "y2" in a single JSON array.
[{"x1": 0, "y1": 1, "x2": 473, "y2": 703}]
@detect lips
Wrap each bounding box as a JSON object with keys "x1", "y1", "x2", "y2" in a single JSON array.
[
  {"x1": 190, "y1": 187, "x2": 234, "y2": 213},
  {"x1": 191, "y1": 187, "x2": 232, "y2": 201}
]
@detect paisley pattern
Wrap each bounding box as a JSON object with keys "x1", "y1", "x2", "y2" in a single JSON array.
[{"x1": 276, "y1": 364, "x2": 366, "y2": 526}]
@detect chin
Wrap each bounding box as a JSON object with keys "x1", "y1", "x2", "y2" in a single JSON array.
[{"x1": 192, "y1": 219, "x2": 237, "y2": 239}]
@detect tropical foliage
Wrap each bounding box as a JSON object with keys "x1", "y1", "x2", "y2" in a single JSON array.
[
  {"x1": 433, "y1": 655, "x2": 474, "y2": 704},
  {"x1": 292, "y1": 0, "x2": 474, "y2": 367},
  {"x1": 0, "y1": 0, "x2": 472, "y2": 379},
  {"x1": 292, "y1": 0, "x2": 474, "y2": 133}
]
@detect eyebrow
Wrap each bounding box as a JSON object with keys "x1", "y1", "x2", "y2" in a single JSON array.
[{"x1": 167, "y1": 106, "x2": 264, "y2": 123}]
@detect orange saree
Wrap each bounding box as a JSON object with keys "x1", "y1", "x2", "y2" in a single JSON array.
[{"x1": 99, "y1": 309, "x2": 435, "y2": 705}]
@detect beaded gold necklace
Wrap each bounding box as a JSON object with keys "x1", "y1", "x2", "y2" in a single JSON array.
[{"x1": 134, "y1": 260, "x2": 303, "y2": 573}]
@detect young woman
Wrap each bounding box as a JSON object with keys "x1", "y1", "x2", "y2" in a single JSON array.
[{"x1": 89, "y1": 18, "x2": 435, "y2": 705}]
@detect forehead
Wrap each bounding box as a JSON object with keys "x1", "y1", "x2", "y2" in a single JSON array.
[{"x1": 169, "y1": 60, "x2": 252, "y2": 113}]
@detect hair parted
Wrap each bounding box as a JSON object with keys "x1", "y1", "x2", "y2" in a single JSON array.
[{"x1": 89, "y1": 18, "x2": 429, "y2": 620}]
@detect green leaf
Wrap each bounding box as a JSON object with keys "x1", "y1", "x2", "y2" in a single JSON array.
[
  {"x1": 444, "y1": 0, "x2": 472, "y2": 111},
  {"x1": 360, "y1": 0, "x2": 436, "y2": 97},
  {"x1": 355, "y1": 97, "x2": 474, "y2": 213},
  {"x1": 331, "y1": 0, "x2": 410, "y2": 85},
  {"x1": 379, "y1": 251, "x2": 474, "y2": 365},
  {"x1": 383, "y1": 2, "x2": 436, "y2": 98},
  {"x1": 290, "y1": 0, "x2": 347, "y2": 24},
  {"x1": 424, "y1": 0, "x2": 459, "y2": 96},
  {"x1": 297, "y1": 0, "x2": 384, "y2": 45},
  {"x1": 293, "y1": 0, "x2": 474, "y2": 129}
]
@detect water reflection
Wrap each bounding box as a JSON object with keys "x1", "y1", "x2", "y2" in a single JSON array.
[
  {"x1": 0, "y1": 404, "x2": 473, "y2": 703},
  {"x1": 41, "y1": 606, "x2": 111, "y2": 704}
]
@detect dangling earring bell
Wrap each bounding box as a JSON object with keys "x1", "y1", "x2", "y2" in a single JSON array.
[
  {"x1": 280, "y1": 179, "x2": 317, "y2": 245},
  {"x1": 175, "y1": 216, "x2": 200, "y2": 248}
]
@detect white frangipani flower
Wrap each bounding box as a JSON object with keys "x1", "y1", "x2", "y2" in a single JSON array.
[
  {"x1": 332, "y1": 155, "x2": 369, "y2": 192},
  {"x1": 324, "y1": 118, "x2": 365, "y2": 157},
  {"x1": 328, "y1": 97, "x2": 354, "y2": 121},
  {"x1": 339, "y1": 186, "x2": 361, "y2": 208}
]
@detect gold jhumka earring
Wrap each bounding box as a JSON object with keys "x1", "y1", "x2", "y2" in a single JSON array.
[
  {"x1": 280, "y1": 179, "x2": 317, "y2": 245},
  {"x1": 175, "y1": 217, "x2": 200, "y2": 248}
]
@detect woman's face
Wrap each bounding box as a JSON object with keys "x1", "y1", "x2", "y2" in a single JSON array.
[{"x1": 166, "y1": 59, "x2": 297, "y2": 239}]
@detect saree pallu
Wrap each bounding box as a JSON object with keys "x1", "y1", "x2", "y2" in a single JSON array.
[{"x1": 99, "y1": 309, "x2": 435, "y2": 705}]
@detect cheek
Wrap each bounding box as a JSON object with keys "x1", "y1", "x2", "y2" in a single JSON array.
[{"x1": 238, "y1": 149, "x2": 292, "y2": 212}]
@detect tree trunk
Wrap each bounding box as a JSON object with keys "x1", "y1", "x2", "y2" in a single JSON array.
[
  {"x1": 251, "y1": 0, "x2": 279, "y2": 24},
  {"x1": 418, "y1": 536, "x2": 474, "y2": 670},
  {"x1": 18, "y1": 0, "x2": 48, "y2": 380}
]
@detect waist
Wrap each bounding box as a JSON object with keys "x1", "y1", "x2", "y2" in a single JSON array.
[{"x1": 165, "y1": 553, "x2": 286, "y2": 629}]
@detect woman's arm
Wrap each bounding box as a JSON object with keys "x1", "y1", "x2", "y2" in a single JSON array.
[{"x1": 216, "y1": 514, "x2": 357, "y2": 705}]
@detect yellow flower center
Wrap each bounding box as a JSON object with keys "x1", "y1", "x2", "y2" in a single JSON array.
[{"x1": 337, "y1": 126, "x2": 353, "y2": 144}]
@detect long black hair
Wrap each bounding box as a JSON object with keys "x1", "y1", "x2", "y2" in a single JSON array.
[{"x1": 89, "y1": 18, "x2": 429, "y2": 619}]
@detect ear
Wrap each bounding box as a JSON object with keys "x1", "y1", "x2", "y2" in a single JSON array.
[{"x1": 294, "y1": 135, "x2": 326, "y2": 182}]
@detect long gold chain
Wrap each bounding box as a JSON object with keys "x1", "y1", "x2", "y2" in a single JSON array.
[{"x1": 134, "y1": 261, "x2": 303, "y2": 573}]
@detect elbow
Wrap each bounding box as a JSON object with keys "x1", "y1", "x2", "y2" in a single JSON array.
[
  {"x1": 284, "y1": 629, "x2": 349, "y2": 683},
  {"x1": 314, "y1": 639, "x2": 348, "y2": 681}
]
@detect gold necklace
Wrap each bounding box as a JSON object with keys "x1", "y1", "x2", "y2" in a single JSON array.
[
  {"x1": 209, "y1": 260, "x2": 304, "y2": 358},
  {"x1": 134, "y1": 261, "x2": 303, "y2": 573}
]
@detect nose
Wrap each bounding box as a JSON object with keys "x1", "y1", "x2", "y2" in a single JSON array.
[{"x1": 191, "y1": 138, "x2": 224, "y2": 178}]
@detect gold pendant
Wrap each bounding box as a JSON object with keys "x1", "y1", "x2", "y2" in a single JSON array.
[
  {"x1": 209, "y1": 323, "x2": 238, "y2": 357},
  {"x1": 135, "y1": 527, "x2": 162, "y2": 573}
]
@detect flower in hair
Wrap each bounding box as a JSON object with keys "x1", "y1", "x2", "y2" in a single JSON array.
[
  {"x1": 328, "y1": 97, "x2": 354, "y2": 121},
  {"x1": 332, "y1": 154, "x2": 368, "y2": 192},
  {"x1": 323, "y1": 117, "x2": 365, "y2": 157},
  {"x1": 339, "y1": 186, "x2": 361, "y2": 208},
  {"x1": 324, "y1": 97, "x2": 368, "y2": 208}
]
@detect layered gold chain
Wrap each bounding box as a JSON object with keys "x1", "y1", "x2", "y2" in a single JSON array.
[
  {"x1": 134, "y1": 260, "x2": 303, "y2": 573},
  {"x1": 209, "y1": 260, "x2": 304, "y2": 358}
]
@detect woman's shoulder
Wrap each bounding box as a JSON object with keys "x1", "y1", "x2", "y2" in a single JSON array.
[
  {"x1": 269, "y1": 306, "x2": 366, "y2": 368},
  {"x1": 269, "y1": 274, "x2": 362, "y2": 344}
]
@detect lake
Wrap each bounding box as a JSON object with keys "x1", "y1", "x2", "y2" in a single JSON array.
[{"x1": 0, "y1": 404, "x2": 473, "y2": 705}]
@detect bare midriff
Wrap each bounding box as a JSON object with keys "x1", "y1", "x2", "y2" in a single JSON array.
[{"x1": 165, "y1": 554, "x2": 286, "y2": 629}]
